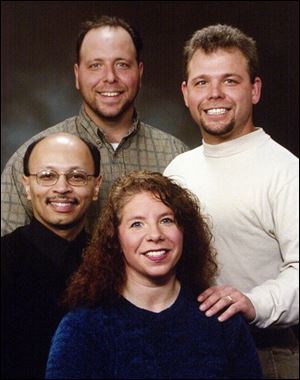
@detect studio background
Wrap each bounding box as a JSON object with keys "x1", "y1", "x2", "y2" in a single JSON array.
[{"x1": 1, "y1": 1, "x2": 299, "y2": 171}]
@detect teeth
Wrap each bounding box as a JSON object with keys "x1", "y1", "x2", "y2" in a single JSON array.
[
  {"x1": 51, "y1": 202, "x2": 73, "y2": 206},
  {"x1": 206, "y1": 108, "x2": 227, "y2": 115},
  {"x1": 100, "y1": 92, "x2": 120, "y2": 97},
  {"x1": 145, "y1": 250, "x2": 166, "y2": 258}
]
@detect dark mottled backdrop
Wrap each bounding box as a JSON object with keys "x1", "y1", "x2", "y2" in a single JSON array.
[{"x1": 1, "y1": 1, "x2": 299, "y2": 170}]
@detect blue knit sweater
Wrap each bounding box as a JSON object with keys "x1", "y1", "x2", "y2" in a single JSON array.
[{"x1": 46, "y1": 286, "x2": 262, "y2": 379}]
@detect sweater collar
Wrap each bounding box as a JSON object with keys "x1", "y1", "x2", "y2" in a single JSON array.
[
  {"x1": 117, "y1": 284, "x2": 189, "y2": 320},
  {"x1": 202, "y1": 128, "x2": 270, "y2": 158}
]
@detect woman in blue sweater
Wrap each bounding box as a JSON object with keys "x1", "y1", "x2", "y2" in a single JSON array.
[{"x1": 46, "y1": 171, "x2": 262, "y2": 379}]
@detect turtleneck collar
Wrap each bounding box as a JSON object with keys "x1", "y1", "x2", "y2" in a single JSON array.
[
  {"x1": 202, "y1": 128, "x2": 270, "y2": 158},
  {"x1": 22, "y1": 217, "x2": 89, "y2": 272}
]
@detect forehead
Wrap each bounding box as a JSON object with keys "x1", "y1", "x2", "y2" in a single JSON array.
[
  {"x1": 188, "y1": 47, "x2": 249, "y2": 76},
  {"x1": 28, "y1": 137, "x2": 94, "y2": 171},
  {"x1": 120, "y1": 192, "x2": 171, "y2": 215},
  {"x1": 80, "y1": 26, "x2": 136, "y2": 59}
]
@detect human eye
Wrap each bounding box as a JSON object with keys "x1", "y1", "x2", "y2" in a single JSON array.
[
  {"x1": 224, "y1": 78, "x2": 239, "y2": 85},
  {"x1": 161, "y1": 216, "x2": 175, "y2": 225},
  {"x1": 89, "y1": 62, "x2": 102, "y2": 70},
  {"x1": 116, "y1": 61, "x2": 130, "y2": 69},
  {"x1": 194, "y1": 79, "x2": 207, "y2": 87},
  {"x1": 130, "y1": 221, "x2": 143, "y2": 228},
  {"x1": 38, "y1": 170, "x2": 57, "y2": 182},
  {"x1": 68, "y1": 171, "x2": 87, "y2": 184}
]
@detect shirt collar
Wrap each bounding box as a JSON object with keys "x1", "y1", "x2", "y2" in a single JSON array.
[
  {"x1": 79, "y1": 106, "x2": 140, "y2": 142},
  {"x1": 22, "y1": 218, "x2": 89, "y2": 271}
]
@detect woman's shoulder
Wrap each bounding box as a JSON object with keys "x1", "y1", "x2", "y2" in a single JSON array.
[{"x1": 58, "y1": 303, "x2": 116, "y2": 332}]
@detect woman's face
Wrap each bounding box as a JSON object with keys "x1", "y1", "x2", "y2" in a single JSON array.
[{"x1": 118, "y1": 191, "x2": 183, "y2": 285}]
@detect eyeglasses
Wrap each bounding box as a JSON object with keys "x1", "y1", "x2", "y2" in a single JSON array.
[{"x1": 28, "y1": 169, "x2": 96, "y2": 186}]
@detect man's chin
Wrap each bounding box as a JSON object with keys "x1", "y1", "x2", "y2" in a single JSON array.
[
  {"x1": 91, "y1": 97, "x2": 137, "y2": 122},
  {"x1": 201, "y1": 121, "x2": 235, "y2": 137},
  {"x1": 95, "y1": 106, "x2": 130, "y2": 122}
]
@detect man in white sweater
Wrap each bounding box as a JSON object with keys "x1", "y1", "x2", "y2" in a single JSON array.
[{"x1": 164, "y1": 24, "x2": 299, "y2": 379}]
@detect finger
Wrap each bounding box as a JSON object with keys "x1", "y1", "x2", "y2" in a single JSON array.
[
  {"x1": 201, "y1": 295, "x2": 233, "y2": 315},
  {"x1": 202, "y1": 287, "x2": 234, "y2": 305},
  {"x1": 199, "y1": 293, "x2": 223, "y2": 311},
  {"x1": 197, "y1": 286, "x2": 216, "y2": 301},
  {"x1": 197, "y1": 286, "x2": 222, "y2": 301},
  {"x1": 218, "y1": 303, "x2": 239, "y2": 322}
]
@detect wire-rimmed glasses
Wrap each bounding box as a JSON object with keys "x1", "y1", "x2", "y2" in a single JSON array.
[{"x1": 28, "y1": 169, "x2": 96, "y2": 186}]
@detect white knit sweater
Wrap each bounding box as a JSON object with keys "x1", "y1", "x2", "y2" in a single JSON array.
[{"x1": 165, "y1": 128, "x2": 299, "y2": 328}]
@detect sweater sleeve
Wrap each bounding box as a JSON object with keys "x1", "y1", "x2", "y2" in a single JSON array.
[
  {"x1": 223, "y1": 315, "x2": 263, "y2": 379},
  {"x1": 45, "y1": 308, "x2": 110, "y2": 379},
  {"x1": 245, "y1": 170, "x2": 299, "y2": 328}
]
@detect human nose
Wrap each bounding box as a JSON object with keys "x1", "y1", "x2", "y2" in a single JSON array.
[
  {"x1": 208, "y1": 81, "x2": 225, "y2": 99},
  {"x1": 146, "y1": 223, "x2": 164, "y2": 242},
  {"x1": 52, "y1": 174, "x2": 72, "y2": 193},
  {"x1": 103, "y1": 64, "x2": 117, "y2": 83}
]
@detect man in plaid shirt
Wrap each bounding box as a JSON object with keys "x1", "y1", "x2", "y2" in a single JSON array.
[{"x1": 1, "y1": 15, "x2": 188, "y2": 236}]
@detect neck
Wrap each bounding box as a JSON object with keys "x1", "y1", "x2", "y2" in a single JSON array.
[
  {"x1": 84, "y1": 105, "x2": 134, "y2": 143},
  {"x1": 51, "y1": 225, "x2": 83, "y2": 241},
  {"x1": 202, "y1": 121, "x2": 256, "y2": 145},
  {"x1": 122, "y1": 276, "x2": 181, "y2": 313},
  {"x1": 36, "y1": 217, "x2": 84, "y2": 242}
]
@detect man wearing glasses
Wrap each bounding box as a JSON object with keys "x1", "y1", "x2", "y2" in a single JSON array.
[{"x1": 1, "y1": 133, "x2": 101, "y2": 379}]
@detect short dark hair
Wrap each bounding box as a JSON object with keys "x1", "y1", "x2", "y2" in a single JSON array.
[
  {"x1": 23, "y1": 135, "x2": 101, "y2": 177},
  {"x1": 23, "y1": 137, "x2": 45, "y2": 176},
  {"x1": 76, "y1": 15, "x2": 143, "y2": 63},
  {"x1": 183, "y1": 24, "x2": 259, "y2": 83}
]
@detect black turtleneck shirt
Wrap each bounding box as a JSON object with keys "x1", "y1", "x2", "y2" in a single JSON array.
[{"x1": 1, "y1": 218, "x2": 89, "y2": 379}]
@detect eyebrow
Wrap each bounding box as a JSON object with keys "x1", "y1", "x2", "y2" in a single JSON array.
[
  {"x1": 39, "y1": 166, "x2": 85, "y2": 171},
  {"x1": 124, "y1": 212, "x2": 175, "y2": 221},
  {"x1": 191, "y1": 72, "x2": 243, "y2": 81},
  {"x1": 86, "y1": 57, "x2": 133, "y2": 64}
]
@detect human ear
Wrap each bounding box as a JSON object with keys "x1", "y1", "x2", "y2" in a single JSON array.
[
  {"x1": 92, "y1": 176, "x2": 102, "y2": 201},
  {"x1": 181, "y1": 81, "x2": 189, "y2": 108},
  {"x1": 252, "y1": 77, "x2": 262, "y2": 105},
  {"x1": 22, "y1": 175, "x2": 32, "y2": 201}
]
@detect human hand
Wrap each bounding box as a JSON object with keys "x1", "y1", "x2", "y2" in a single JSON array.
[{"x1": 197, "y1": 285, "x2": 256, "y2": 322}]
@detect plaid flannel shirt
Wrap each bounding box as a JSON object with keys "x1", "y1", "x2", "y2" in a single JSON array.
[{"x1": 1, "y1": 107, "x2": 188, "y2": 235}]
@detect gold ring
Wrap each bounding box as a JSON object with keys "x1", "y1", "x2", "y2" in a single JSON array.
[{"x1": 225, "y1": 295, "x2": 234, "y2": 303}]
